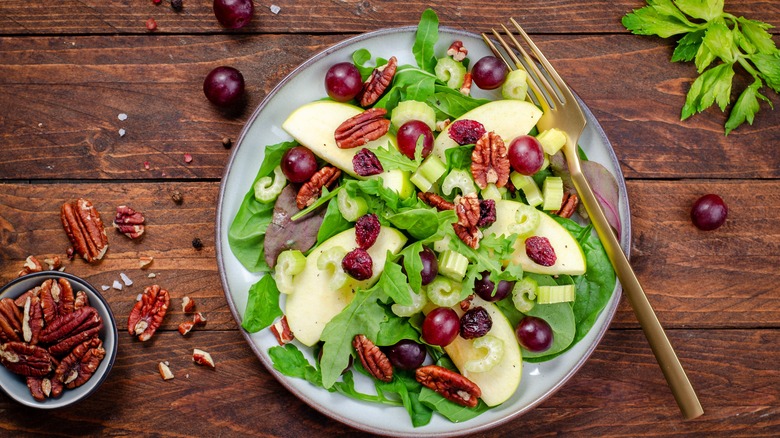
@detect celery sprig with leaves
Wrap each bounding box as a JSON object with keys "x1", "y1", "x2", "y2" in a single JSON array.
[{"x1": 622, "y1": 0, "x2": 780, "y2": 134}]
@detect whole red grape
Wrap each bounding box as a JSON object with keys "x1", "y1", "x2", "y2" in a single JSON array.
[
  {"x1": 280, "y1": 146, "x2": 318, "y2": 183},
  {"x1": 691, "y1": 194, "x2": 728, "y2": 231},
  {"x1": 515, "y1": 316, "x2": 553, "y2": 352},
  {"x1": 213, "y1": 0, "x2": 254, "y2": 29},
  {"x1": 422, "y1": 307, "x2": 460, "y2": 347},
  {"x1": 325, "y1": 62, "x2": 363, "y2": 102},
  {"x1": 508, "y1": 135, "x2": 545, "y2": 175},
  {"x1": 203, "y1": 66, "x2": 245, "y2": 107},
  {"x1": 471, "y1": 56, "x2": 508, "y2": 90},
  {"x1": 397, "y1": 120, "x2": 433, "y2": 160}
]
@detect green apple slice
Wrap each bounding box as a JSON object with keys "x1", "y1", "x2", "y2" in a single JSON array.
[
  {"x1": 483, "y1": 199, "x2": 586, "y2": 275},
  {"x1": 432, "y1": 99, "x2": 543, "y2": 162},
  {"x1": 285, "y1": 226, "x2": 407, "y2": 346}
]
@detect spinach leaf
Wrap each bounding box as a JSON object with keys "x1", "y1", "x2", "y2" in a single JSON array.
[
  {"x1": 413, "y1": 9, "x2": 439, "y2": 72},
  {"x1": 387, "y1": 208, "x2": 440, "y2": 240},
  {"x1": 269, "y1": 344, "x2": 322, "y2": 386},
  {"x1": 523, "y1": 302, "x2": 576, "y2": 360},
  {"x1": 228, "y1": 141, "x2": 296, "y2": 272},
  {"x1": 375, "y1": 307, "x2": 420, "y2": 346},
  {"x1": 418, "y1": 387, "x2": 490, "y2": 422},
  {"x1": 399, "y1": 241, "x2": 424, "y2": 292},
  {"x1": 241, "y1": 275, "x2": 282, "y2": 333},
  {"x1": 444, "y1": 145, "x2": 473, "y2": 172}
]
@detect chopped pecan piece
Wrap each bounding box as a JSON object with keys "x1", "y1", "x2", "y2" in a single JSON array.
[
  {"x1": 158, "y1": 362, "x2": 174, "y2": 380},
  {"x1": 357, "y1": 56, "x2": 397, "y2": 107},
  {"x1": 556, "y1": 192, "x2": 579, "y2": 219},
  {"x1": 455, "y1": 193, "x2": 481, "y2": 228},
  {"x1": 73, "y1": 290, "x2": 89, "y2": 310},
  {"x1": 460, "y1": 72, "x2": 473, "y2": 96},
  {"x1": 447, "y1": 41, "x2": 468, "y2": 61},
  {"x1": 192, "y1": 348, "x2": 215, "y2": 369},
  {"x1": 127, "y1": 285, "x2": 170, "y2": 342},
  {"x1": 178, "y1": 321, "x2": 194, "y2": 336},
  {"x1": 192, "y1": 312, "x2": 207, "y2": 326},
  {"x1": 0, "y1": 342, "x2": 53, "y2": 377},
  {"x1": 353, "y1": 334, "x2": 393, "y2": 383},
  {"x1": 60, "y1": 198, "x2": 109, "y2": 263},
  {"x1": 334, "y1": 108, "x2": 390, "y2": 149},
  {"x1": 471, "y1": 132, "x2": 510, "y2": 189},
  {"x1": 270, "y1": 316, "x2": 294, "y2": 346},
  {"x1": 113, "y1": 205, "x2": 146, "y2": 239},
  {"x1": 0, "y1": 298, "x2": 23, "y2": 342},
  {"x1": 418, "y1": 192, "x2": 454, "y2": 211},
  {"x1": 181, "y1": 296, "x2": 195, "y2": 313},
  {"x1": 415, "y1": 364, "x2": 481, "y2": 408},
  {"x1": 17, "y1": 255, "x2": 43, "y2": 277},
  {"x1": 54, "y1": 337, "x2": 105, "y2": 389},
  {"x1": 296, "y1": 166, "x2": 341, "y2": 209}
]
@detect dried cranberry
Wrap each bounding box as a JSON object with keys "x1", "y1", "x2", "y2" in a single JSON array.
[
  {"x1": 477, "y1": 199, "x2": 496, "y2": 227},
  {"x1": 342, "y1": 248, "x2": 373, "y2": 280},
  {"x1": 525, "y1": 236, "x2": 556, "y2": 266},
  {"x1": 448, "y1": 119, "x2": 486, "y2": 146},
  {"x1": 459, "y1": 306, "x2": 492, "y2": 339},
  {"x1": 355, "y1": 213, "x2": 381, "y2": 249},
  {"x1": 352, "y1": 148, "x2": 384, "y2": 176}
]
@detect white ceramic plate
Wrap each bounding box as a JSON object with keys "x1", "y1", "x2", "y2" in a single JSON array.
[{"x1": 216, "y1": 26, "x2": 631, "y2": 437}]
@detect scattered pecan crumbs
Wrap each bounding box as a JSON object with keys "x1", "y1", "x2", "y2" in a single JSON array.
[
  {"x1": 158, "y1": 362, "x2": 174, "y2": 380},
  {"x1": 139, "y1": 256, "x2": 154, "y2": 269},
  {"x1": 178, "y1": 321, "x2": 194, "y2": 336},
  {"x1": 192, "y1": 349, "x2": 215, "y2": 369},
  {"x1": 171, "y1": 190, "x2": 183, "y2": 204},
  {"x1": 181, "y1": 296, "x2": 195, "y2": 313},
  {"x1": 146, "y1": 18, "x2": 157, "y2": 31},
  {"x1": 222, "y1": 137, "x2": 233, "y2": 149},
  {"x1": 353, "y1": 335, "x2": 393, "y2": 382}
]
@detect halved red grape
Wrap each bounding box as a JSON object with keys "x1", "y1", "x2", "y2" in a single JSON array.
[
  {"x1": 384, "y1": 339, "x2": 426, "y2": 370},
  {"x1": 422, "y1": 307, "x2": 460, "y2": 346},
  {"x1": 508, "y1": 135, "x2": 545, "y2": 175},
  {"x1": 471, "y1": 56, "x2": 508, "y2": 90},
  {"x1": 203, "y1": 66, "x2": 245, "y2": 107},
  {"x1": 473, "y1": 271, "x2": 514, "y2": 302},
  {"x1": 691, "y1": 194, "x2": 728, "y2": 231},
  {"x1": 515, "y1": 316, "x2": 553, "y2": 352},
  {"x1": 280, "y1": 146, "x2": 318, "y2": 183},
  {"x1": 325, "y1": 62, "x2": 363, "y2": 102},
  {"x1": 397, "y1": 120, "x2": 433, "y2": 160},
  {"x1": 213, "y1": 0, "x2": 254, "y2": 29}
]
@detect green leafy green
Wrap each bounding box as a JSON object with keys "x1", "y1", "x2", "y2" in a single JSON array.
[
  {"x1": 622, "y1": 0, "x2": 779, "y2": 134},
  {"x1": 317, "y1": 193, "x2": 352, "y2": 245},
  {"x1": 413, "y1": 9, "x2": 439, "y2": 72},
  {"x1": 523, "y1": 302, "x2": 576, "y2": 360},
  {"x1": 373, "y1": 142, "x2": 421, "y2": 172},
  {"x1": 418, "y1": 388, "x2": 490, "y2": 422},
  {"x1": 241, "y1": 275, "x2": 282, "y2": 333},
  {"x1": 269, "y1": 344, "x2": 322, "y2": 386}
]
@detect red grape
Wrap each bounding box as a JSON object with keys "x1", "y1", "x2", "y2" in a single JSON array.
[
  {"x1": 691, "y1": 194, "x2": 728, "y2": 231},
  {"x1": 213, "y1": 0, "x2": 254, "y2": 29},
  {"x1": 508, "y1": 135, "x2": 545, "y2": 175},
  {"x1": 515, "y1": 316, "x2": 553, "y2": 352},
  {"x1": 422, "y1": 307, "x2": 460, "y2": 346},
  {"x1": 203, "y1": 66, "x2": 245, "y2": 107},
  {"x1": 384, "y1": 339, "x2": 426, "y2": 370},
  {"x1": 325, "y1": 62, "x2": 363, "y2": 102},
  {"x1": 397, "y1": 120, "x2": 433, "y2": 160},
  {"x1": 471, "y1": 56, "x2": 508, "y2": 90},
  {"x1": 280, "y1": 146, "x2": 318, "y2": 183},
  {"x1": 419, "y1": 246, "x2": 438, "y2": 286},
  {"x1": 473, "y1": 271, "x2": 514, "y2": 302}
]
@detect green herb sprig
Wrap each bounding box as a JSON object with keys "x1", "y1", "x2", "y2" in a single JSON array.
[{"x1": 622, "y1": 0, "x2": 780, "y2": 134}]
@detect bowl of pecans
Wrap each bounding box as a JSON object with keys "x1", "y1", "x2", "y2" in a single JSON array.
[{"x1": 0, "y1": 271, "x2": 118, "y2": 408}]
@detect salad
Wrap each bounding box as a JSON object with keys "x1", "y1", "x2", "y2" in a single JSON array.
[{"x1": 228, "y1": 9, "x2": 617, "y2": 427}]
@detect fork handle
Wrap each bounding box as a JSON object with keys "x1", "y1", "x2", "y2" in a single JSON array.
[{"x1": 563, "y1": 143, "x2": 704, "y2": 420}]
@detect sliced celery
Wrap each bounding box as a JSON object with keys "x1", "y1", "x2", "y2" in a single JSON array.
[
  {"x1": 501, "y1": 69, "x2": 529, "y2": 101},
  {"x1": 274, "y1": 249, "x2": 306, "y2": 295},
  {"x1": 316, "y1": 246, "x2": 349, "y2": 290},
  {"x1": 463, "y1": 335, "x2": 505, "y2": 373},
  {"x1": 434, "y1": 57, "x2": 467, "y2": 89},
  {"x1": 437, "y1": 249, "x2": 469, "y2": 281},
  {"x1": 424, "y1": 276, "x2": 462, "y2": 307},
  {"x1": 510, "y1": 172, "x2": 543, "y2": 207},
  {"x1": 441, "y1": 168, "x2": 477, "y2": 197},
  {"x1": 509, "y1": 203, "x2": 541, "y2": 237},
  {"x1": 542, "y1": 176, "x2": 564, "y2": 211},
  {"x1": 511, "y1": 277, "x2": 538, "y2": 313},
  {"x1": 537, "y1": 284, "x2": 576, "y2": 304},
  {"x1": 391, "y1": 285, "x2": 427, "y2": 317},
  {"x1": 253, "y1": 165, "x2": 287, "y2": 203},
  {"x1": 536, "y1": 128, "x2": 567, "y2": 156},
  {"x1": 410, "y1": 155, "x2": 446, "y2": 192},
  {"x1": 391, "y1": 100, "x2": 437, "y2": 131},
  {"x1": 337, "y1": 188, "x2": 368, "y2": 222}
]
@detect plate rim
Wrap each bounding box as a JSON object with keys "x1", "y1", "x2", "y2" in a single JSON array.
[{"x1": 216, "y1": 25, "x2": 631, "y2": 437}]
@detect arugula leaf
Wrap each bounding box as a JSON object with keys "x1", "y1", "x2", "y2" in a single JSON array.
[
  {"x1": 725, "y1": 79, "x2": 771, "y2": 134},
  {"x1": 376, "y1": 254, "x2": 414, "y2": 306},
  {"x1": 413, "y1": 9, "x2": 439, "y2": 72},
  {"x1": 426, "y1": 86, "x2": 490, "y2": 119},
  {"x1": 375, "y1": 307, "x2": 421, "y2": 346},
  {"x1": 373, "y1": 142, "x2": 420, "y2": 172},
  {"x1": 241, "y1": 275, "x2": 282, "y2": 332}
]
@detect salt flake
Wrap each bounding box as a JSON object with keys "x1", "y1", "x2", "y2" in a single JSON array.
[
  {"x1": 118, "y1": 113, "x2": 128, "y2": 121},
  {"x1": 119, "y1": 128, "x2": 126, "y2": 137},
  {"x1": 112, "y1": 280, "x2": 123, "y2": 290},
  {"x1": 270, "y1": 4, "x2": 281, "y2": 14},
  {"x1": 101, "y1": 285, "x2": 110, "y2": 291},
  {"x1": 120, "y1": 272, "x2": 134, "y2": 286}
]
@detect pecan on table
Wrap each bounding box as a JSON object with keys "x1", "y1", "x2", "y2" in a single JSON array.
[
  {"x1": 455, "y1": 193, "x2": 481, "y2": 228},
  {"x1": 296, "y1": 166, "x2": 341, "y2": 210},
  {"x1": 60, "y1": 198, "x2": 109, "y2": 263},
  {"x1": 17, "y1": 255, "x2": 43, "y2": 277},
  {"x1": 127, "y1": 285, "x2": 170, "y2": 342},
  {"x1": 334, "y1": 108, "x2": 390, "y2": 149},
  {"x1": 357, "y1": 56, "x2": 397, "y2": 107},
  {"x1": 40, "y1": 278, "x2": 75, "y2": 326},
  {"x1": 418, "y1": 192, "x2": 454, "y2": 211},
  {"x1": 0, "y1": 342, "x2": 53, "y2": 377},
  {"x1": 54, "y1": 337, "x2": 105, "y2": 389},
  {"x1": 113, "y1": 205, "x2": 146, "y2": 239},
  {"x1": 556, "y1": 192, "x2": 579, "y2": 219},
  {"x1": 0, "y1": 298, "x2": 23, "y2": 343},
  {"x1": 471, "y1": 132, "x2": 510, "y2": 190},
  {"x1": 192, "y1": 348, "x2": 215, "y2": 369},
  {"x1": 415, "y1": 364, "x2": 481, "y2": 408},
  {"x1": 353, "y1": 334, "x2": 393, "y2": 382}
]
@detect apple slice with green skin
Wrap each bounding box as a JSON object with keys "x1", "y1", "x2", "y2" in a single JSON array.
[
  {"x1": 425, "y1": 297, "x2": 523, "y2": 407},
  {"x1": 285, "y1": 226, "x2": 407, "y2": 346},
  {"x1": 432, "y1": 99, "x2": 543, "y2": 162},
  {"x1": 483, "y1": 199, "x2": 586, "y2": 275},
  {"x1": 281, "y1": 100, "x2": 413, "y2": 198}
]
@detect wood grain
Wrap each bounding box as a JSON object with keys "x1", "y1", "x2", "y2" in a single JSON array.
[{"x1": 1, "y1": 34, "x2": 778, "y2": 181}]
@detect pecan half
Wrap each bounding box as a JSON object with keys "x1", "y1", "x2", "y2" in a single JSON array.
[
  {"x1": 73, "y1": 290, "x2": 89, "y2": 310},
  {"x1": 334, "y1": 108, "x2": 390, "y2": 149},
  {"x1": 455, "y1": 193, "x2": 481, "y2": 228},
  {"x1": 296, "y1": 166, "x2": 341, "y2": 210},
  {"x1": 353, "y1": 334, "x2": 393, "y2": 383},
  {"x1": 39, "y1": 306, "x2": 100, "y2": 344},
  {"x1": 40, "y1": 279, "x2": 75, "y2": 326},
  {"x1": 418, "y1": 192, "x2": 454, "y2": 211},
  {"x1": 14, "y1": 287, "x2": 40, "y2": 308},
  {"x1": 453, "y1": 223, "x2": 482, "y2": 249},
  {"x1": 60, "y1": 198, "x2": 108, "y2": 263},
  {"x1": 54, "y1": 337, "x2": 105, "y2": 389},
  {"x1": 0, "y1": 298, "x2": 23, "y2": 343},
  {"x1": 17, "y1": 255, "x2": 43, "y2": 277},
  {"x1": 357, "y1": 56, "x2": 397, "y2": 107},
  {"x1": 127, "y1": 285, "x2": 170, "y2": 342},
  {"x1": 415, "y1": 364, "x2": 481, "y2": 408},
  {"x1": 556, "y1": 192, "x2": 579, "y2": 219},
  {"x1": 113, "y1": 205, "x2": 145, "y2": 239},
  {"x1": 26, "y1": 376, "x2": 49, "y2": 401},
  {"x1": 0, "y1": 342, "x2": 53, "y2": 377},
  {"x1": 471, "y1": 132, "x2": 510, "y2": 189},
  {"x1": 22, "y1": 295, "x2": 44, "y2": 345}
]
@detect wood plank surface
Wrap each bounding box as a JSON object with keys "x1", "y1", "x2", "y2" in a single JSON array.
[{"x1": 1, "y1": 34, "x2": 778, "y2": 181}]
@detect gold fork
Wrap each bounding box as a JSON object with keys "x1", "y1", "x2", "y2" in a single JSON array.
[{"x1": 483, "y1": 19, "x2": 703, "y2": 420}]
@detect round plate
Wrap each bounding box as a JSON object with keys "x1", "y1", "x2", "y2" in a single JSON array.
[{"x1": 216, "y1": 26, "x2": 631, "y2": 437}]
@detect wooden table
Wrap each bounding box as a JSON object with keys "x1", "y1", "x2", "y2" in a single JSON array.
[{"x1": 1, "y1": 1, "x2": 778, "y2": 436}]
